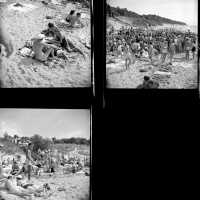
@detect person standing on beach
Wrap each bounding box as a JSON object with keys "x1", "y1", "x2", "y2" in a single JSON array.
[
  {"x1": 169, "y1": 39, "x2": 176, "y2": 65},
  {"x1": 161, "y1": 40, "x2": 168, "y2": 63},
  {"x1": 25, "y1": 143, "x2": 35, "y2": 181},
  {"x1": 185, "y1": 38, "x2": 192, "y2": 61},
  {"x1": 191, "y1": 41, "x2": 196, "y2": 60},
  {"x1": 124, "y1": 43, "x2": 132, "y2": 70}
]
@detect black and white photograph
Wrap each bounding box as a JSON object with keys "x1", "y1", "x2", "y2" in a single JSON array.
[
  {"x1": 106, "y1": 0, "x2": 198, "y2": 89},
  {"x1": 0, "y1": 109, "x2": 90, "y2": 200},
  {"x1": 0, "y1": 0, "x2": 91, "y2": 88}
]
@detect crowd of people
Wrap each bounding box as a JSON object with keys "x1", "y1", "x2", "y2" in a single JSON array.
[
  {"x1": 0, "y1": 142, "x2": 89, "y2": 199},
  {"x1": 107, "y1": 26, "x2": 197, "y2": 69}
]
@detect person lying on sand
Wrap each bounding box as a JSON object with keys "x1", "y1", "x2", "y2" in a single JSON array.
[
  {"x1": 123, "y1": 44, "x2": 132, "y2": 70},
  {"x1": 0, "y1": 174, "x2": 49, "y2": 199},
  {"x1": 32, "y1": 38, "x2": 55, "y2": 62}
]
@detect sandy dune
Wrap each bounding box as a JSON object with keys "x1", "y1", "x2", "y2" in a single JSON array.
[{"x1": 0, "y1": 0, "x2": 91, "y2": 87}]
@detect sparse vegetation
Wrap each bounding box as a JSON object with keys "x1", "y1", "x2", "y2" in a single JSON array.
[{"x1": 106, "y1": 3, "x2": 186, "y2": 26}]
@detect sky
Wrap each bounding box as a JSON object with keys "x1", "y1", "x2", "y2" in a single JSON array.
[
  {"x1": 0, "y1": 109, "x2": 90, "y2": 139},
  {"x1": 108, "y1": 0, "x2": 198, "y2": 26}
]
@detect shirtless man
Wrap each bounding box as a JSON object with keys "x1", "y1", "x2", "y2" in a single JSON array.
[
  {"x1": 25, "y1": 143, "x2": 36, "y2": 181},
  {"x1": 66, "y1": 10, "x2": 75, "y2": 23},
  {"x1": 185, "y1": 38, "x2": 192, "y2": 61},
  {"x1": 67, "y1": 13, "x2": 84, "y2": 28},
  {"x1": 46, "y1": 23, "x2": 63, "y2": 42},
  {"x1": 32, "y1": 38, "x2": 55, "y2": 62}
]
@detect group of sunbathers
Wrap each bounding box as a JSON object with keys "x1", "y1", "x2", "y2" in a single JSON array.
[
  {"x1": 20, "y1": 9, "x2": 85, "y2": 62},
  {"x1": 0, "y1": 165, "x2": 50, "y2": 200}
]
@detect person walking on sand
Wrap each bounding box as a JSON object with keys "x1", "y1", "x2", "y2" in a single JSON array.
[
  {"x1": 124, "y1": 44, "x2": 132, "y2": 70},
  {"x1": 32, "y1": 38, "x2": 55, "y2": 62},
  {"x1": 67, "y1": 13, "x2": 84, "y2": 28},
  {"x1": 168, "y1": 39, "x2": 176, "y2": 65}
]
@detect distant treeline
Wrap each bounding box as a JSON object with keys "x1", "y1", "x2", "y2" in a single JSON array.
[
  {"x1": 106, "y1": 3, "x2": 186, "y2": 26},
  {"x1": 0, "y1": 134, "x2": 90, "y2": 156},
  {"x1": 53, "y1": 137, "x2": 90, "y2": 145}
]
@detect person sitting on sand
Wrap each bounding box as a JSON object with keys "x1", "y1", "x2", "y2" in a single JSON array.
[
  {"x1": 67, "y1": 13, "x2": 84, "y2": 28},
  {"x1": 46, "y1": 23, "x2": 63, "y2": 42},
  {"x1": 66, "y1": 10, "x2": 75, "y2": 23},
  {"x1": 136, "y1": 76, "x2": 159, "y2": 89},
  {"x1": 136, "y1": 76, "x2": 149, "y2": 89},
  {"x1": 32, "y1": 38, "x2": 55, "y2": 62},
  {"x1": 10, "y1": 160, "x2": 20, "y2": 175}
]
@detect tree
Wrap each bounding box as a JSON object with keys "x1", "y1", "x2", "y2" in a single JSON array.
[
  {"x1": 31, "y1": 134, "x2": 52, "y2": 153},
  {"x1": 3, "y1": 132, "x2": 9, "y2": 141}
]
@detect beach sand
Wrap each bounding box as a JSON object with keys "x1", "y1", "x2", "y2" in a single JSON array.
[
  {"x1": 0, "y1": 0, "x2": 91, "y2": 87},
  {"x1": 0, "y1": 172, "x2": 90, "y2": 200},
  {"x1": 106, "y1": 53, "x2": 197, "y2": 89}
]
